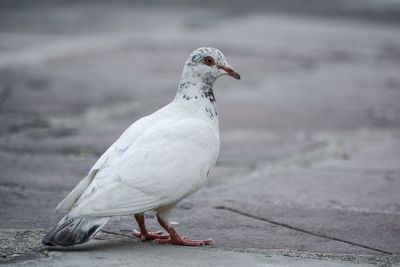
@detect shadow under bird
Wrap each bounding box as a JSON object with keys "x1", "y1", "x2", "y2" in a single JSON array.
[{"x1": 42, "y1": 47, "x2": 240, "y2": 247}]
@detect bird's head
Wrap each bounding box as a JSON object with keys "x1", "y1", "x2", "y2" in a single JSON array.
[{"x1": 184, "y1": 47, "x2": 240, "y2": 82}]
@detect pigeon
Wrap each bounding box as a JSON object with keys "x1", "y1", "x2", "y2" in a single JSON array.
[{"x1": 42, "y1": 47, "x2": 240, "y2": 247}]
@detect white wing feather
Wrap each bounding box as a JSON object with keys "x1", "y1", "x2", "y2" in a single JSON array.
[
  {"x1": 56, "y1": 110, "x2": 160, "y2": 212},
  {"x1": 65, "y1": 104, "x2": 219, "y2": 217}
]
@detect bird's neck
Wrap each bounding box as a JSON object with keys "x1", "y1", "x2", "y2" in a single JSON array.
[
  {"x1": 174, "y1": 72, "x2": 218, "y2": 120},
  {"x1": 175, "y1": 71, "x2": 216, "y2": 100}
]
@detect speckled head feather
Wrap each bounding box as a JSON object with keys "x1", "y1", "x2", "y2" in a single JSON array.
[
  {"x1": 176, "y1": 47, "x2": 240, "y2": 102},
  {"x1": 183, "y1": 47, "x2": 239, "y2": 81},
  {"x1": 174, "y1": 47, "x2": 240, "y2": 122},
  {"x1": 188, "y1": 47, "x2": 225, "y2": 66}
]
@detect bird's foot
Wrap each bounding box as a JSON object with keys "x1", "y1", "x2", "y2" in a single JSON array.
[
  {"x1": 133, "y1": 230, "x2": 169, "y2": 241},
  {"x1": 154, "y1": 236, "x2": 213, "y2": 246}
]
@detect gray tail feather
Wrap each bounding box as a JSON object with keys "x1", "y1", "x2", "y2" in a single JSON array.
[{"x1": 42, "y1": 216, "x2": 109, "y2": 247}]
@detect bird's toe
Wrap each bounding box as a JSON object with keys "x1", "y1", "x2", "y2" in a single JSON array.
[{"x1": 133, "y1": 230, "x2": 169, "y2": 241}]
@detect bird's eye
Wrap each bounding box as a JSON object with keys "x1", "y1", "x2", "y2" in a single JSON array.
[{"x1": 203, "y1": 56, "x2": 215, "y2": 67}]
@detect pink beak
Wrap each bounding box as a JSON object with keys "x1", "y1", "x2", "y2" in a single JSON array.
[{"x1": 219, "y1": 65, "x2": 241, "y2": 80}]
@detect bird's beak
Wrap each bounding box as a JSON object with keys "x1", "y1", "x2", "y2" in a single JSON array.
[{"x1": 219, "y1": 65, "x2": 241, "y2": 80}]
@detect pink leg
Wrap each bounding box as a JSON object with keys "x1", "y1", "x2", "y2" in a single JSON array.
[
  {"x1": 154, "y1": 214, "x2": 213, "y2": 246},
  {"x1": 133, "y1": 214, "x2": 169, "y2": 241}
]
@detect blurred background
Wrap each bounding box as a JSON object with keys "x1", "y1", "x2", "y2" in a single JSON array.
[{"x1": 1, "y1": 0, "x2": 400, "y2": 258}]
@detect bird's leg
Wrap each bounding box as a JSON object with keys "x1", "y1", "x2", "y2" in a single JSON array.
[
  {"x1": 154, "y1": 214, "x2": 213, "y2": 246},
  {"x1": 133, "y1": 213, "x2": 169, "y2": 241}
]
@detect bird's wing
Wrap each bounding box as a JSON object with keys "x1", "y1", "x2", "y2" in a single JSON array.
[
  {"x1": 56, "y1": 113, "x2": 157, "y2": 212},
  {"x1": 68, "y1": 118, "x2": 219, "y2": 217}
]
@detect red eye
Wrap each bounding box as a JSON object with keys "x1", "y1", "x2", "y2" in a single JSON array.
[{"x1": 203, "y1": 56, "x2": 215, "y2": 66}]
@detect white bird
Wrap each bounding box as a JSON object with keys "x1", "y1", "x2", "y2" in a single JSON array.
[{"x1": 42, "y1": 47, "x2": 240, "y2": 247}]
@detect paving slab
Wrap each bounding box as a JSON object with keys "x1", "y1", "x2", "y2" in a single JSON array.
[
  {"x1": 1, "y1": 1, "x2": 400, "y2": 266},
  {"x1": 3, "y1": 229, "x2": 399, "y2": 267}
]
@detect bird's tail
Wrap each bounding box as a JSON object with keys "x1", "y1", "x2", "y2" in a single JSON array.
[{"x1": 42, "y1": 215, "x2": 110, "y2": 247}]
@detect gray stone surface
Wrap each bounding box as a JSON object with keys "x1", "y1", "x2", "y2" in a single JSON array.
[{"x1": 1, "y1": 1, "x2": 400, "y2": 266}]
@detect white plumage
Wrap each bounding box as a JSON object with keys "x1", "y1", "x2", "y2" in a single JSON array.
[{"x1": 43, "y1": 47, "x2": 240, "y2": 247}]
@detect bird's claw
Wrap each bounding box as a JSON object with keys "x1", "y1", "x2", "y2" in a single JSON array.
[{"x1": 133, "y1": 230, "x2": 170, "y2": 241}]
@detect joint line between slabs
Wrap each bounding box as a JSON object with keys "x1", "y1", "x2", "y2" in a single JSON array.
[{"x1": 214, "y1": 206, "x2": 392, "y2": 255}]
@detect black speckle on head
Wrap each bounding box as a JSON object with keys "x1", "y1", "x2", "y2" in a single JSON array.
[
  {"x1": 204, "y1": 90, "x2": 215, "y2": 103},
  {"x1": 216, "y1": 51, "x2": 223, "y2": 63},
  {"x1": 191, "y1": 54, "x2": 202, "y2": 63},
  {"x1": 182, "y1": 94, "x2": 191, "y2": 101},
  {"x1": 204, "y1": 107, "x2": 215, "y2": 118}
]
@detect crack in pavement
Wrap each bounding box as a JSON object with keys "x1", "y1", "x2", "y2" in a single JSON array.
[{"x1": 214, "y1": 206, "x2": 393, "y2": 255}]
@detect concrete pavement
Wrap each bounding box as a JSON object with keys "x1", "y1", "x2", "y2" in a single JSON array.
[{"x1": 1, "y1": 1, "x2": 400, "y2": 266}]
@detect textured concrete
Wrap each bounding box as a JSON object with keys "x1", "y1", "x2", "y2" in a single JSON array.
[{"x1": 1, "y1": 1, "x2": 400, "y2": 266}]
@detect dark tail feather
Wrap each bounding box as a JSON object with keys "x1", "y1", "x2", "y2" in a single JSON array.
[{"x1": 42, "y1": 216, "x2": 109, "y2": 247}]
